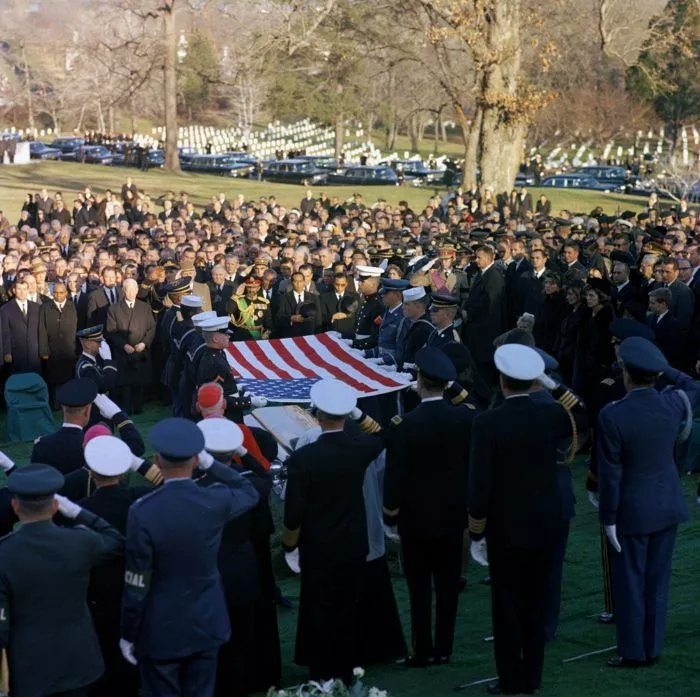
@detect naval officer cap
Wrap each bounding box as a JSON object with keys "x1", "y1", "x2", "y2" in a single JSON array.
[
  {"x1": 309, "y1": 378, "x2": 357, "y2": 416},
  {"x1": 354, "y1": 265, "x2": 383, "y2": 279},
  {"x1": 609, "y1": 318, "x2": 656, "y2": 343},
  {"x1": 84, "y1": 436, "x2": 132, "y2": 477},
  {"x1": 191, "y1": 310, "x2": 217, "y2": 327},
  {"x1": 198, "y1": 316, "x2": 232, "y2": 333},
  {"x1": 197, "y1": 418, "x2": 244, "y2": 454},
  {"x1": 618, "y1": 336, "x2": 668, "y2": 375},
  {"x1": 57, "y1": 378, "x2": 98, "y2": 407},
  {"x1": 494, "y1": 344, "x2": 545, "y2": 381},
  {"x1": 180, "y1": 294, "x2": 203, "y2": 309},
  {"x1": 7, "y1": 464, "x2": 64, "y2": 500},
  {"x1": 415, "y1": 346, "x2": 457, "y2": 383},
  {"x1": 150, "y1": 417, "x2": 205, "y2": 461},
  {"x1": 76, "y1": 324, "x2": 105, "y2": 341},
  {"x1": 403, "y1": 286, "x2": 426, "y2": 302}
]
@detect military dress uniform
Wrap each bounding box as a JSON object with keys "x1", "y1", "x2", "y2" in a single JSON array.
[
  {"x1": 176, "y1": 311, "x2": 210, "y2": 418},
  {"x1": 0, "y1": 464, "x2": 124, "y2": 697},
  {"x1": 352, "y1": 294, "x2": 384, "y2": 350},
  {"x1": 364, "y1": 279, "x2": 410, "y2": 364},
  {"x1": 76, "y1": 351, "x2": 118, "y2": 393},
  {"x1": 398, "y1": 313, "x2": 434, "y2": 368},
  {"x1": 228, "y1": 295, "x2": 272, "y2": 340},
  {"x1": 425, "y1": 323, "x2": 461, "y2": 348}
]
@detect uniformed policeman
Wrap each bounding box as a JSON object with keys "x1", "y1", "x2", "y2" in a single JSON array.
[
  {"x1": 365, "y1": 278, "x2": 410, "y2": 364},
  {"x1": 283, "y1": 379, "x2": 385, "y2": 685},
  {"x1": 425, "y1": 294, "x2": 461, "y2": 348},
  {"x1": 384, "y1": 347, "x2": 475, "y2": 667},
  {"x1": 120, "y1": 418, "x2": 260, "y2": 697},
  {"x1": 76, "y1": 325, "x2": 118, "y2": 393},
  {"x1": 80, "y1": 436, "x2": 152, "y2": 697},
  {"x1": 0, "y1": 464, "x2": 123, "y2": 697},
  {"x1": 350, "y1": 266, "x2": 385, "y2": 351},
  {"x1": 159, "y1": 277, "x2": 193, "y2": 415},
  {"x1": 597, "y1": 337, "x2": 700, "y2": 668}
]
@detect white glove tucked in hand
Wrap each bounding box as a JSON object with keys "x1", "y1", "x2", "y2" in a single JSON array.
[
  {"x1": 350, "y1": 407, "x2": 363, "y2": 421},
  {"x1": 604, "y1": 524, "x2": 622, "y2": 553},
  {"x1": 119, "y1": 638, "x2": 138, "y2": 665},
  {"x1": 284, "y1": 548, "x2": 301, "y2": 574},
  {"x1": 129, "y1": 454, "x2": 145, "y2": 472},
  {"x1": 98, "y1": 341, "x2": 112, "y2": 361},
  {"x1": 249, "y1": 395, "x2": 268, "y2": 408},
  {"x1": 94, "y1": 393, "x2": 121, "y2": 419},
  {"x1": 383, "y1": 524, "x2": 400, "y2": 542},
  {"x1": 54, "y1": 494, "x2": 81, "y2": 520},
  {"x1": 367, "y1": 357, "x2": 383, "y2": 364},
  {"x1": 537, "y1": 373, "x2": 558, "y2": 391},
  {"x1": 588, "y1": 491, "x2": 600, "y2": 509},
  {"x1": 470, "y1": 539, "x2": 489, "y2": 567},
  {"x1": 197, "y1": 450, "x2": 214, "y2": 471},
  {"x1": 233, "y1": 446, "x2": 248, "y2": 457},
  {"x1": 0, "y1": 451, "x2": 15, "y2": 472}
]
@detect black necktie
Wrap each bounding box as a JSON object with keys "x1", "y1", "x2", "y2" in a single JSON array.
[{"x1": 73, "y1": 294, "x2": 78, "y2": 304}]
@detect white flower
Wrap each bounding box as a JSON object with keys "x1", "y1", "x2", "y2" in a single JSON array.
[{"x1": 353, "y1": 667, "x2": 365, "y2": 679}]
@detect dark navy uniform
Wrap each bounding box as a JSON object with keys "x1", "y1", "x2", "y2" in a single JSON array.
[
  {"x1": 76, "y1": 352, "x2": 118, "y2": 393},
  {"x1": 179, "y1": 325, "x2": 207, "y2": 417},
  {"x1": 352, "y1": 295, "x2": 383, "y2": 350},
  {"x1": 425, "y1": 323, "x2": 460, "y2": 348},
  {"x1": 0, "y1": 465, "x2": 124, "y2": 697},
  {"x1": 398, "y1": 313, "x2": 433, "y2": 367},
  {"x1": 364, "y1": 305, "x2": 404, "y2": 363},
  {"x1": 598, "y1": 338, "x2": 700, "y2": 665}
]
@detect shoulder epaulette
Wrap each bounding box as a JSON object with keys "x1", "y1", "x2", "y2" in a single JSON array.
[{"x1": 390, "y1": 415, "x2": 403, "y2": 426}]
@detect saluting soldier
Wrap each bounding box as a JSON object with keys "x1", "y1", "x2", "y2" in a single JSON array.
[
  {"x1": 228, "y1": 278, "x2": 272, "y2": 340},
  {"x1": 0, "y1": 464, "x2": 124, "y2": 697},
  {"x1": 384, "y1": 348, "x2": 475, "y2": 667},
  {"x1": 597, "y1": 337, "x2": 700, "y2": 668},
  {"x1": 120, "y1": 418, "x2": 260, "y2": 697},
  {"x1": 409, "y1": 244, "x2": 469, "y2": 303},
  {"x1": 75, "y1": 325, "x2": 118, "y2": 394}
]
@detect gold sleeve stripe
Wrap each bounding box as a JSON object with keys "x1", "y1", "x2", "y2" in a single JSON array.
[
  {"x1": 451, "y1": 388, "x2": 469, "y2": 405},
  {"x1": 383, "y1": 507, "x2": 400, "y2": 517},
  {"x1": 144, "y1": 464, "x2": 164, "y2": 486},
  {"x1": 115, "y1": 420, "x2": 132, "y2": 431},
  {"x1": 468, "y1": 515, "x2": 486, "y2": 534},
  {"x1": 358, "y1": 414, "x2": 382, "y2": 434},
  {"x1": 557, "y1": 391, "x2": 578, "y2": 410}
]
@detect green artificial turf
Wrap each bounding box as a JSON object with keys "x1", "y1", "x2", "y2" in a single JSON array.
[{"x1": 0, "y1": 401, "x2": 698, "y2": 696}]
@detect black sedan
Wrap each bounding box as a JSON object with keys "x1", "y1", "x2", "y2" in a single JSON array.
[
  {"x1": 29, "y1": 141, "x2": 62, "y2": 160},
  {"x1": 48, "y1": 137, "x2": 85, "y2": 159},
  {"x1": 262, "y1": 159, "x2": 328, "y2": 185},
  {"x1": 73, "y1": 145, "x2": 114, "y2": 165},
  {"x1": 181, "y1": 154, "x2": 255, "y2": 177},
  {"x1": 298, "y1": 155, "x2": 340, "y2": 171},
  {"x1": 386, "y1": 160, "x2": 443, "y2": 184},
  {"x1": 326, "y1": 166, "x2": 405, "y2": 186},
  {"x1": 540, "y1": 174, "x2": 622, "y2": 192}
]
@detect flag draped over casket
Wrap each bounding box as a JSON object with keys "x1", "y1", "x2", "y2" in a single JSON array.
[{"x1": 225, "y1": 332, "x2": 412, "y2": 403}]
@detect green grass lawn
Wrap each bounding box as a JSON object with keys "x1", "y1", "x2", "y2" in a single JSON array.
[
  {"x1": 0, "y1": 401, "x2": 699, "y2": 696},
  {"x1": 0, "y1": 161, "x2": 645, "y2": 223}
]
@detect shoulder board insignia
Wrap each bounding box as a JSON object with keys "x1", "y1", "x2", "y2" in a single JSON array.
[
  {"x1": 601, "y1": 378, "x2": 615, "y2": 386},
  {"x1": 390, "y1": 415, "x2": 403, "y2": 426}
]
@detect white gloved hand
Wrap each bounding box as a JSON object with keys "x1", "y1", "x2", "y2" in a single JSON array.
[
  {"x1": 98, "y1": 341, "x2": 112, "y2": 361},
  {"x1": 350, "y1": 407, "x2": 363, "y2": 421},
  {"x1": 93, "y1": 393, "x2": 121, "y2": 419},
  {"x1": 54, "y1": 494, "x2": 81, "y2": 520},
  {"x1": 284, "y1": 548, "x2": 301, "y2": 574},
  {"x1": 470, "y1": 539, "x2": 489, "y2": 567},
  {"x1": 129, "y1": 454, "x2": 145, "y2": 472},
  {"x1": 0, "y1": 451, "x2": 15, "y2": 472},
  {"x1": 119, "y1": 638, "x2": 138, "y2": 666},
  {"x1": 538, "y1": 373, "x2": 558, "y2": 391},
  {"x1": 249, "y1": 395, "x2": 268, "y2": 408},
  {"x1": 383, "y1": 524, "x2": 400, "y2": 542},
  {"x1": 233, "y1": 446, "x2": 248, "y2": 457},
  {"x1": 402, "y1": 362, "x2": 416, "y2": 371},
  {"x1": 341, "y1": 338, "x2": 354, "y2": 346},
  {"x1": 419, "y1": 257, "x2": 439, "y2": 272},
  {"x1": 588, "y1": 491, "x2": 600, "y2": 509},
  {"x1": 197, "y1": 450, "x2": 215, "y2": 471},
  {"x1": 367, "y1": 357, "x2": 384, "y2": 364},
  {"x1": 604, "y1": 524, "x2": 622, "y2": 553}
]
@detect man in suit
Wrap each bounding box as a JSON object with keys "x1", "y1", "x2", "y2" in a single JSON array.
[
  {"x1": 87, "y1": 266, "x2": 120, "y2": 327},
  {"x1": 647, "y1": 288, "x2": 685, "y2": 367},
  {"x1": 320, "y1": 272, "x2": 360, "y2": 334},
  {"x1": 610, "y1": 256, "x2": 641, "y2": 317},
  {"x1": 561, "y1": 242, "x2": 586, "y2": 283},
  {"x1": 384, "y1": 348, "x2": 475, "y2": 666},
  {"x1": 282, "y1": 380, "x2": 385, "y2": 684},
  {"x1": 597, "y1": 337, "x2": 700, "y2": 668},
  {"x1": 517, "y1": 248, "x2": 548, "y2": 317},
  {"x1": 0, "y1": 464, "x2": 124, "y2": 697},
  {"x1": 208, "y1": 265, "x2": 235, "y2": 316},
  {"x1": 0, "y1": 278, "x2": 41, "y2": 374},
  {"x1": 39, "y1": 281, "x2": 78, "y2": 408},
  {"x1": 661, "y1": 258, "x2": 694, "y2": 331},
  {"x1": 469, "y1": 344, "x2": 585, "y2": 695},
  {"x1": 505, "y1": 239, "x2": 532, "y2": 325},
  {"x1": 120, "y1": 418, "x2": 260, "y2": 697},
  {"x1": 106, "y1": 279, "x2": 156, "y2": 414},
  {"x1": 275, "y1": 272, "x2": 321, "y2": 338},
  {"x1": 463, "y1": 245, "x2": 506, "y2": 383},
  {"x1": 69, "y1": 272, "x2": 90, "y2": 330}
]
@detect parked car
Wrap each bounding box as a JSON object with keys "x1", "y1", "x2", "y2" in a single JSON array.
[
  {"x1": 73, "y1": 145, "x2": 114, "y2": 165},
  {"x1": 298, "y1": 155, "x2": 340, "y2": 171},
  {"x1": 571, "y1": 165, "x2": 627, "y2": 184},
  {"x1": 386, "y1": 160, "x2": 444, "y2": 184},
  {"x1": 48, "y1": 137, "x2": 85, "y2": 159},
  {"x1": 326, "y1": 166, "x2": 406, "y2": 186},
  {"x1": 262, "y1": 159, "x2": 328, "y2": 185},
  {"x1": 540, "y1": 174, "x2": 622, "y2": 192},
  {"x1": 28, "y1": 141, "x2": 62, "y2": 160},
  {"x1": 514, "y1": 173, "x2": 536, "y2": 187},
  {"x1": 111, "y1": 148, "x2": 164, "y2": 168},
  {"x1": 181, "y1": 154, "x2": 255, "y2": 177}
]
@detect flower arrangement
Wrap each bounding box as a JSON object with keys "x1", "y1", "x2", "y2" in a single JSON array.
[{"x1": 266, "y1": 667, "x2": 389, "y2": 697}]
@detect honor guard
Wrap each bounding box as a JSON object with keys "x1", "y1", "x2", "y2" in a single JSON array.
[
  {"x1": 350, "y1": 266, "x2": 384, "y2": 351},
  {"x1": 0, "y1": 464, "x2": 124, "y2": 697},
  {"x1": 158, "y1": 277, "x2": 193, "y2": 415},
  {"x1": 364, "y1": 278, "x2": 409, "y2": 365},
  {"x1": 120, "y1": 418, "x2": 260, "y2": 697},
  {"x1": 597, "y1": 337, "x2": 700, "y2": 668},
  {"x1": 228, "y1": 278, "x2": 272, "y2": 340},
  {"x1": 76, "y1": 324, "x2": 118, "y2": 393},
  {"x1": 425, "y1": 294, "x2": 461, "y2": 348},
  {"x1": 178, "y1": 309, "x2": 215, "y2": 418},
  {"x1": 395, "y1": 287, "x2": 434, "y2": 370}
]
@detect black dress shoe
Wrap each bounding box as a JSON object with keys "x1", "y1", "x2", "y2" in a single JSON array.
[
  {"x1": 607, "y1": 656, "x2": 646, "y2": 668},
  {"x1": 432, "y1": 655, "x2": 451, "y2": 665},
  {"x1": 598, "y1": 611, "x2": 616, "y2": 624},
  {"x1": 404, "y1": 655, "x2": 433, "y2": 668}
]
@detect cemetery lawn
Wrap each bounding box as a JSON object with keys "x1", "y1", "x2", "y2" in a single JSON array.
[
  {"x1": 0, "y1": 161, "x2": 647, "y2": 219},
  {"x1": 0, "y1": 401, "x2": 698, "y2": 696}
]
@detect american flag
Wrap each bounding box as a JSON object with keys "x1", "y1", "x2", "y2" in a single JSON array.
[{"x1": 225, "y1": 332, "x2": 412, "y2": 403}]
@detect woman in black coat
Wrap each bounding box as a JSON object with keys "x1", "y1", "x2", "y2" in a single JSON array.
[
  {"x1": 534, "y1": 272, "x2": 568, "y2": 355},
  {"x1": 555, "y1": 283, "x2": 585, "y2": 386}
]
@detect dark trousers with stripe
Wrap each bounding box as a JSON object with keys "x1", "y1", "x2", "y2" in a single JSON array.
[
  {"x1": 610, "y1": 525, "x2": 677, "y2": 661},
  {"x1": 600, "y1": 526, "x2": 615, "y2": 615}
]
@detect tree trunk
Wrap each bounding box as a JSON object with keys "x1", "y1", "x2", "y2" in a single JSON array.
[
  {"x1": 96, "y1": 101, "x2": 105, "y2": 133},
  {"x1": 334, "y1": 109, "x2": 344, "y2": 160},
  {"x1": 163, "y1": 1, "x2": 180, "y2": 172},
  {"x1": 20, "y1": 42, "x2": 35, "y2": 135},
  {"x1": 457, "y1": 106, "x2": 480, "y2": 189},
  {"x1": 409, "y1": 114, "x2": 420, "y2": 152},
  {"x1": 476, "y1": 0, "x2": 524, "y2": 194}
]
